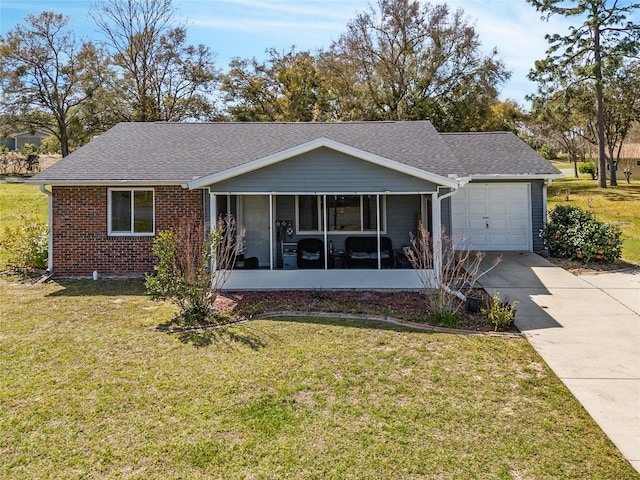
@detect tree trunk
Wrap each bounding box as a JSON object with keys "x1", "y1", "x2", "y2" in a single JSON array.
[
  {"x1": 594, "y1": 24, "x2": 607, "y2": 188},
  {"x1": 608, "y1": 149, "x2": 618, "y2": 187},
  {"x1": 58, "y1": 119, "x2": 70, "y2": 157}
]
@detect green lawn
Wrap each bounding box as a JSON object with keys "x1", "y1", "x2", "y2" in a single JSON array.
[
  {"x1": 548, "y1": 177, "x2": 640, "y2": 263},
  {"x1": 0, "y1": 182, "x2": 48, "y2": 268},
  {"x1": 1, "y1": 279, "x2": 638, "y2": 479}
]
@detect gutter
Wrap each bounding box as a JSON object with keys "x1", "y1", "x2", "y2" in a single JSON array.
[{"x1": 39, "y1": 184, "x2": 53, "y2": 273}]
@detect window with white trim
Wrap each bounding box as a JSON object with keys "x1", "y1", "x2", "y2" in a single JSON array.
[
  {"x1": 296, "y1": 194, "x2": 385, "y2": 233},
  {"x1": 108, "y1": 189, "x2": 154, "y2": 235}
]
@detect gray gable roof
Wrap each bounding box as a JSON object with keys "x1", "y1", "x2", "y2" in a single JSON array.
[
  {"x1": 28, "y1": 121, "x2": 560, "y2": 185},
  {"x1": 30, "y1": 121, "x2": 461, "y2": 184},
  {"x1": 441, "y1": 131, "x2": 561, "y2": 177}
]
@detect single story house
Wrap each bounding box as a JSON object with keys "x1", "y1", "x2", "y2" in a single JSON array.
[
  {"x1": 1, "y1": 130, "x2": 48, "y2": 151},
  {"x1": 612, "y1": 143, "x2": 640, "y2": 181},
  {"x1": 27, "y1": 121, "x2": 561, "y2": 290}
]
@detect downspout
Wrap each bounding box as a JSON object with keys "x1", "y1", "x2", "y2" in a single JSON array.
[{"x1": 39, "y1": 184, "x2": 53, "y2": 273}]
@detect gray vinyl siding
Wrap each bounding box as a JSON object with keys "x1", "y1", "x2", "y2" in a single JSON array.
[
  {"x1": 530, "y1": 180, "x2": 545, "y2": 251},
  {"x1": 441, "y1": 195, "x2": 452, "y2": 236},
  {"x1": 209, "y1": 148, "x2": 438, "y2": 193}
]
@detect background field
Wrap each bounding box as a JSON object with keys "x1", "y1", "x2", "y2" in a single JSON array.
[{"x1": 547, "y1": 176, "x2": 640, "y2": 263}]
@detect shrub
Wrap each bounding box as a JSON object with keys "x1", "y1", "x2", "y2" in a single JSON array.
[
  {"x1": 538, "y1": 143, "x2": 557, "y2": 160},
  {"x1": 39, "y1": 135, "x2": 62, "y2": 154},
  {"x1": 540, "y1": 205, "x2": 622, "y2": 263},
  {"x1": 482, "y1": 293, "x2": 518, "y2": 331},
  {"x1": 145, "y1": 216, "x2": 244, "y2": 326},
  {"x1": 578, "y1": 162, "x2": 597, "y2": 179},
  {"x1": 1, "y1": 213, "x2": 48, "y2": 270}
]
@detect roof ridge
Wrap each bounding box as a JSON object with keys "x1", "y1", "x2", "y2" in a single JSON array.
[
  {"x1": 440, "y1": 131, "x2": 511, "y2": 136},
  {"x1": 128, "y1": 120, "x2": 431, "y2": 126}
]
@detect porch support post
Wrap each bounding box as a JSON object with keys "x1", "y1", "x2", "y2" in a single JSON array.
[
  {"x1": 376, "y1": 194, "x2": 381, "y2": 270},
  {"x1": 434, "y1": 186, "x2": 459, "y2": 287},
  {"x1": 269, "y1": 193, "x2": 274, "y2": 270},
  {"x1": 210, "y1": 191, "x2": 217, "y2": 271},
  {"x1": 323, "y1": 194, "x2": 328, "y2": 269},
  {"x1": 431, "y1": 192, "x2": 442, "y2": 285}
]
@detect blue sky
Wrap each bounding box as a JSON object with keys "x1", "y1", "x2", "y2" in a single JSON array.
[{"x1": 0, "y1": 0, "x2": 590, "y2": 107}]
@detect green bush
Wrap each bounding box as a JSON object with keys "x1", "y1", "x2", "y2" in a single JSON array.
[
  {"x1": 145, "y1": 229, "x2": 212, "y2": 326},
  {"x1": 145, "y1": 217, "x2": 244, "y2": 326},
  {"x1": 39, "y1": 135, "x2": 62, "y2": 154},
  {"x1": 1, "y1": 212, "x2": 48, "y2": 270},
  {"x1": 578, "y1": 162, "x2": 597, "y2": 179},
  {"x1": 481, "y1": 293, "x2": 517, "y2": 331},
  {"x1": 540, "y1": 205, "x2": 623, "y2": 263},
  {"x1": 538, "y1": 143, "x2": 557, "y2": 160}
]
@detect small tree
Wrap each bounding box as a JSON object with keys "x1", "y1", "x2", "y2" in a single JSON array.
[
  {"x1": 145, "y1": 215, "x2": 245, "y2": 325},
  {"x1": 619, "y1": 158, "x2": 634, "y2": 183}
]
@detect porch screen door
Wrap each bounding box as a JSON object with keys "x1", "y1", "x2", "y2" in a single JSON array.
[{"x1": 240, "y1": 195, "x2": 270, "y2": 267}]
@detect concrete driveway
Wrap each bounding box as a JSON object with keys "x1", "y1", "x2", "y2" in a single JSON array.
[{"x1": 478, "y1": 252, "x2": 640, "y2": 473}]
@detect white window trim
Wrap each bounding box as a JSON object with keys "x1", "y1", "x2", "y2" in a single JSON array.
[
  {"x1": 108, "y1": 188, "x2": 155, "y2": 236},
  {"x1": 295, "y1": 194, "x2": 387, "y2": 235}
]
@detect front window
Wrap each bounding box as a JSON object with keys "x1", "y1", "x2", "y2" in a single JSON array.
[
  {"x1": 109, "y1": 189, "x2": 154, "y2": 235},
  {"x1": 297, "y1": 194, "x2": 384, "y2": 233}
]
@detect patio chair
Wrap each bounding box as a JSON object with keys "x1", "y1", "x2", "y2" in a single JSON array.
[{"x1": 297, "y1": 238, "x2": 324, "y2": 269}]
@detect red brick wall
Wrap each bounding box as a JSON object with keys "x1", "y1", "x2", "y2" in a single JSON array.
[{"x1": 51, "y1": 185, "x2": 205, "y2": 276}]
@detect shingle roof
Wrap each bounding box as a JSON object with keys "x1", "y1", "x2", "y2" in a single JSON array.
[
  {"x1": 29, "y1": 121, "x2": 560, "y2": 184},
  {"x1": 440, "y1": 131, "x2": 561, "y2": 177}
]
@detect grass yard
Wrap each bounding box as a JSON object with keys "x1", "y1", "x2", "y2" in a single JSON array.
[
  {"x1": 0, "y1": 181, "x2": 48, "y2": 227},
  {"x1": 0, "y1": 182, "x2": 48, "y2": 268},
  {"x1": 548, "y1": 177, "x2": 640, "y2": 263},
  {"x1": 2, "y1": 279, "x2": 639, "y2": 479}
]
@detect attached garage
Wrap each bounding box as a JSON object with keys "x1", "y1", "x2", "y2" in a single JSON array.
[{"x1": 451, "y1": 182, "x2": 531, "y2": 251}]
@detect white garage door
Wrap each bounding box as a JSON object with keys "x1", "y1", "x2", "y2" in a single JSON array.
[{"x1": 451, "y1": 183, "x2": 531, "y2": 251}]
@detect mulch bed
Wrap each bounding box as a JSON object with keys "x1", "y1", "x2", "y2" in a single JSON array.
[
  {"x1": 212, "y1": 289, "x2": 495, "y2": 332},
  {"x1": 545, "y1": 257, "x2": 638, "y2": 274}
]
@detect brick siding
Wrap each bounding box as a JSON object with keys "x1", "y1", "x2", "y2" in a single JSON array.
[{"x1": 51, "y1": 185, "x2": 204, "y2": 276}]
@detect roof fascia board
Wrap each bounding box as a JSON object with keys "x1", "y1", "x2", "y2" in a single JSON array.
[{"x1": 187, "y1": 137, "x2": 459, "y2": 189}]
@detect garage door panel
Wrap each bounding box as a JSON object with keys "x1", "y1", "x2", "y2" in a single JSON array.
[
  {"x1": 488, "y1": 203, "x2": 507, "y2": 216},
  {"x1": 507, "y1": 204, "x2": 527, "y2": 215},
  {"x1": 488, "y1": 234, "x2": 508, "y2": 247},
  {"x1": 468, "y1": 189, "x2": 488, "y2": 201},
  {"x1": 509, "y1": 233, "x2": 529, "y2": 245},
  {"x1": 451, "y1": 183, "x2": 531, "y2": 251},
  {"x1": 509, "y1": 218, "x2": 528, "y2": 229},
  {"x1": 508, "y1": 188, "x2": 528, "y2": 201},
  {"x1": 488, "y1": 189, "x2": 507, "y2": 201},
  {"x1": 468, "y1": 218, "x2": 488, "y2": 229},
  {"x1": 467, "y1": 233, "x2": 489, "y2": 246},
  {"x1": 491, "y1": 218, "x2": 508, "y2": 230},
  {"x1": 468, "y1": 204, "x2": 488, "y2": 215}
]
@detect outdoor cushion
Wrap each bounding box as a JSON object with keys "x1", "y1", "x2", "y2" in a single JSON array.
[{"x1": 302, "y1": 250, "x2": 320, "y2": 260}]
